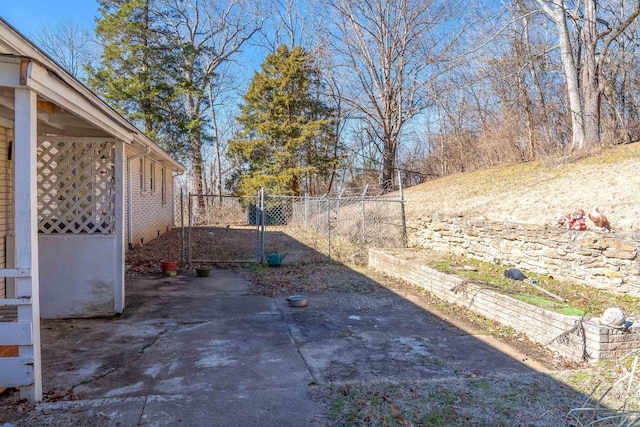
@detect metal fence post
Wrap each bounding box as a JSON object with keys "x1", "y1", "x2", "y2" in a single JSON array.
[
  {"x1": 304, "y1": 193, "x2": 308, "y2": 229},
  {"x1": 398, "y1": 170, "x2": 408, "y2": 248},
  {"x1": 260, "y1": 188, "x2": 266, "y2": 264},
  {"x1": 361, "y1": 185, "x2": 368, "y2": 244},
  {"x1": 252, "y1": 190, "x2": 260, "y2": 262},
  {"x1": 188, "y1": 192, "x2": 192, "y2": 266},
  {"x1": 326, "y1": 196, "x2": 331, "y2": 261},
  {"x1": 180, "y1": 188, "x2": 184, "y2": 265}
]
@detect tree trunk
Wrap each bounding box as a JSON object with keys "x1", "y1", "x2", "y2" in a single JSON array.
[
  {"x1": 523, "y1": 84, "x2": 535, "y2": 159},
  {"x1": 141, "y1": 0, "x2": 154, "y2": 136},
  {"x1": 532, "y1": 63, "x2": 553, "y2": 149},
  {"x1": 536, "y1": 0, "x2": 585, "y2": 149},
  {"x1": 581, "y1": 0, "x2": 601, "y2": 148},
  {"x1": 382, "y1": 155, "x2": 394, "y2": 192},
  {"x1": 381, "y1": 135, "x2": 396, "y2": 192},
  {"x1": 192, "y1": 137, "x2": 204, "y2": 200},
  {"x1": 521, "y1": 12, "x2": 540, "y2": 158}
]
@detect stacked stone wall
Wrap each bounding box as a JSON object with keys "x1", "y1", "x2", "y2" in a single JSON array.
[{"x1": 415, "y1": 216, "x2": 640, "y2": 297}]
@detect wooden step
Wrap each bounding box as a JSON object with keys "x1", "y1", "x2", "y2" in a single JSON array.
[{"x1": 0, "y1": 345, "x2": 18, "y2": 358}]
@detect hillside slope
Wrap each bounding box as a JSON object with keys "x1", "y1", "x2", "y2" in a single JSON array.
[{"x1": 402, "y1": 142, "x2": 640, "y2": 242}]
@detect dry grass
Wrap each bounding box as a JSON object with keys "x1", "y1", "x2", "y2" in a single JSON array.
[
  {"x1": 318, "y1": 367, "x2": 640, "y2": 427},
  {"x1": 402, "y1": 142, "x2": 640, "y2": 238},
  {"x1": 319, "y1": 375, "x2": 587, "y2": 427}
]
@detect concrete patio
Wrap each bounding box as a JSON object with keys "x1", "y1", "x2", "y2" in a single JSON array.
[{"x1": 1, "y1": 269, "x2": 548, "y2": 426}]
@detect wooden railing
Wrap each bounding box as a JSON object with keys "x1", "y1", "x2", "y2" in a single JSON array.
[{"x1": 0, "y1": 269, "x2": 34, "y2": 391}]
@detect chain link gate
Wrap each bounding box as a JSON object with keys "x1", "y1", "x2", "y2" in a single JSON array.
[
  {"x1": 179, "y1": 191, "x2": 262, "y2": 265},
  {"x1": 178, "y1": 186, "x2": 407, "y2": 267},
  {"x1": 258, "y1": 190, "x2": 407, "y2": 265}
]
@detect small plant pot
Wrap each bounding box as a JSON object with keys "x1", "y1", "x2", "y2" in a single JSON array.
[
  {"x1": 196, "y1": 268, "x2": 210, "y2": 277},
  {"x1": 161, "y1": 260, "x2": 177, "y2": 273}
]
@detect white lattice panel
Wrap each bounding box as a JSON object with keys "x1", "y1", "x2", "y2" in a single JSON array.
[{"x1": 37, "y1": 140, "x2": 115, "y2": 234}]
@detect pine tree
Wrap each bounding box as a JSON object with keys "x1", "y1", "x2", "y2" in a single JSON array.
[
  {"x1": 87, "y1": 0, "x2": 191, "y2": 160},
  {"x1": 229, "y1": 45, "x2": 340, "y2": 196},
  {"x1": 89, "y1": 0, "x2": 261, "y2": 198},
  {"x1": 87, "y1": 1, "x2": 170, "y2": 142}
]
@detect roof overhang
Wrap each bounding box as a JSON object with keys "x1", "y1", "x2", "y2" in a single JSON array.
[{"x1": 0, "y1": 18, "x2": 184, "y2": 172}]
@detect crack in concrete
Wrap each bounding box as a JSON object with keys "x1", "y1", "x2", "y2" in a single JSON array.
[
  {"x1": 69, "y1": 327, "x2": 170, "y2": 393},
  {"x1": 137, "y1": 395, "x2": 148, "y2": 427},
  {"x1": 274, "y1": 299, "x2": 320, "y2": 384},
  {"x1": 66, "y1": 317, "x2": 235, "y2": 394}
]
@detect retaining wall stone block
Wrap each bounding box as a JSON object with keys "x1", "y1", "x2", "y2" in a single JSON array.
[{"x1": 369, "y1": 248, "x2": 640, "y2": 362}]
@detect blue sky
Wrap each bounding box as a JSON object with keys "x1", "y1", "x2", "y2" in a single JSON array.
[{"x1": 1, "y1": 1, "x2": 99, "y2": 37}]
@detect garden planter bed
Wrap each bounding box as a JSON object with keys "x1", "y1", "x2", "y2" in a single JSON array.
[{"x1": 369, "y1": 248, "x2": 640, "y2": 362}]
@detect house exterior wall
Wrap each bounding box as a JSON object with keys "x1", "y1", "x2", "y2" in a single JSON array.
[
  {"x1": 125, "y1": 144, "x2": 175, "y2": 251},
  {"x1": 38, "y1": 234, "x2": 116, "y2": 318},
  {"x1": 0, "y1": 126, "x2": 12, "y2": 298}
]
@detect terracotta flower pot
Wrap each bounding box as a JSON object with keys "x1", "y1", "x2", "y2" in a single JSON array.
[{"x1": 160, "y1": 260, "x2": 177, "y2": 273}]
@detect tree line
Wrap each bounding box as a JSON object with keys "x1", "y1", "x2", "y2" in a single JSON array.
[{"x1": 33, "y1": 0, "x2": 640, "y2": 196}]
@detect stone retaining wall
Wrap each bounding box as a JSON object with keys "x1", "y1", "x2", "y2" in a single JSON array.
[
  {"x1": 415, "y1": 216, "x2": 640, "y2": 297},
  {"x1": 369, "y1": 249, "x2": 640, "y2": 362}
]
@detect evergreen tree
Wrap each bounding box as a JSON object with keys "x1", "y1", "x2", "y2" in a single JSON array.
[
  {"x1": 229, "y1": 45, "x2": 340, "y2": 196},
  {"x1": 86, "y1": 0, "x2": 176, "y2": 145},
  {"x1": 88, "y1": 0, "x2": 261, "y2": 197}
]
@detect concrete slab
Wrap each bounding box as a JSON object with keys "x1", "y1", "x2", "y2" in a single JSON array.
[
  {"x1": 1, "y1": 268, "x2": 546, "y2": 426},
  {"x1": 7, "y1": 397, "x2": 146, "y2": 427}
]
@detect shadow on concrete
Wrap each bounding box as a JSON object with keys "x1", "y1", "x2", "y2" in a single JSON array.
[{"x1": 0, "y1": 227, "x2": 596, "y2": 426}]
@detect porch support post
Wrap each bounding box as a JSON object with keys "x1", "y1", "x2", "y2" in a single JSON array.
[
  {"x1": 114, "y1": 139, "x2": 125, "y2": 313},
  {"x1": 14, "y1": 88, "x2": 42, "y2": 402}
]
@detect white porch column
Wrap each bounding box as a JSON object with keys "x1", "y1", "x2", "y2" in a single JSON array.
[
  {"x1": 114, "y1": 139, "x2": 125, "y2": 313},
  {"x1": 14, "y1": 88, "x2": 42, "y2": 402}
]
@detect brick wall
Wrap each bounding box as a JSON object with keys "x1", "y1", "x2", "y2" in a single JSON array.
[
  {"x1": 0, "y1": 126, "x2": 11, "y2": 298},
  {"x1": 125, "y1": 144, "x2": 175, "y2": 252},
  {"x1": 369, "y1": 249, "x2": 640, "y2": 362},
  {"x1": 415, "y1": 216, "x2": 640, "y2": 297}
]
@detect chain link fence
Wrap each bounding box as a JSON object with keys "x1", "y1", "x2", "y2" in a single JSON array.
[
  {"x1": 175, "y1": 191, "x2": 261, "y2": 265},
  {"x1": 176, "y1": 188, "x2": 407, "y2": 266},
  {"x1": 259, "y1": 191, "x2": 406, "y2": 264}
]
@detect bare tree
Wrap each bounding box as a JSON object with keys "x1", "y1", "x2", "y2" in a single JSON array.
[
  {"x1": 601, "y1": 14, "x2": 640, "y2": 143},
  {"x1": 32, "y1": 18, "x2": 99, "y2": 80},
  {"x1": 257, "y1": 0, "x2": 310, "y2": 50},
  {"x1": 205, "y1": 61, "x2": 242, "y2": 200},
  {"x1": 153, "y1": 0, "x2": 263, "y2": 201},
  {"x1": 326, "y1": 0, "x2": 459, "y2": 191},
  {"x1": 535, "y1": 0, "x2": 640, "y2": 150}
]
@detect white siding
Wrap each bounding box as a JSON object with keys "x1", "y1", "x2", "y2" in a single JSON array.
[{"x1": 39, "y1": 234, "x2": 116, "y2": 318}]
